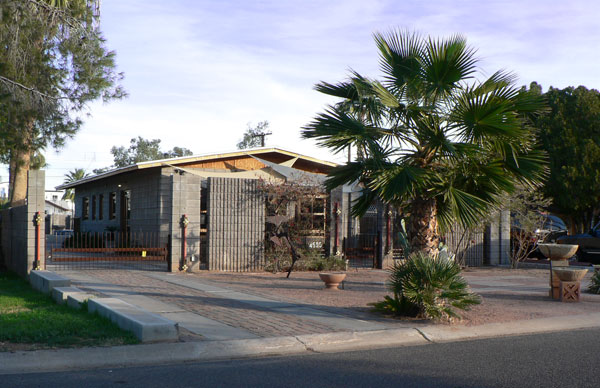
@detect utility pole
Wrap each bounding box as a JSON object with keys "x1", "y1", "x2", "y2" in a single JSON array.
[{"x1": 250, "y1": 131, "x2": 272, "y2": 147}]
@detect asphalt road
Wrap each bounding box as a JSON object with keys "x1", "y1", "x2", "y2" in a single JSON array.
[{"x1": 4, "y1": 328, "x2": 600, "y2": 388}]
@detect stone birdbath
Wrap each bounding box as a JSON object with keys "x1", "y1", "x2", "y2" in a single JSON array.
[
  {"x1": 537, "y1": 243, "x2": 590, "y2": 301},
  {"x1": 537, "y1": 243, "x2": 579, "y2": 261},
  {"x1": 552, "y1": 267, "x2": 588, "y2": 282},
  {"x1": 318, "y1": 272, "x2": 346, "y2": 290},
  {"x1": 552, "y1": 267, "x2": 588, "y2": 302},
  {"x1": 537, "y1": 243, "x2": 579, "y2": 300}
]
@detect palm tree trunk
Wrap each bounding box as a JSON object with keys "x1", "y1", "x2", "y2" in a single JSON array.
[
  {"x1": 9, "y1": 148, "x2": 31, "y2": 206},
  {"x1": 9, "y1": 121, "x2": 33, "y2": 206},
  {"x1": 408, "y1": 197, "x2": 440, "y2": 256}
]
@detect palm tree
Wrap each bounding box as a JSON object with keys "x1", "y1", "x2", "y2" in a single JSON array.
[
  {"x1": 62, "y1": 168, "x2": 89, "y2": 200},
  {"x1": 302, "y1": 30, "x2": 547, "y2": 255}
]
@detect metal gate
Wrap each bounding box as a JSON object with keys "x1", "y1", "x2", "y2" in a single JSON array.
[
  {"x1": 45, "y1": 231, "x2": 169, "y2": 272},
  {"x1": 344, "y1": 208, "x2": 380, "y2": 268}
]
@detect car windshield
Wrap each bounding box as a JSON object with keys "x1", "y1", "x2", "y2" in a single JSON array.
[{"x1": 543, "y1": 215, "x2": 566, "y2": 231}]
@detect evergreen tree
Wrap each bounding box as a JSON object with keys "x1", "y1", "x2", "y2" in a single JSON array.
[
  {"x1": 237, "y1": 121, "x2": 271, "y2": 149},
  {"x1": 0, "y1": 0, "x2": 125, "y2": 205},
  {"x1": 530, "y1": 83, "x2": 600, "y2": 233}
]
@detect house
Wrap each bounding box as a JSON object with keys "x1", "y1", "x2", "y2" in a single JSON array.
[
  {"x1": 45, "y1": 191, "x2": 73, "y2": 215},
  {"x1": 56, "y1": 147, "x2": 358, "y2": 272},
  {"x1": 57, "y1": 147, "x2": 509, "y2": 272}
]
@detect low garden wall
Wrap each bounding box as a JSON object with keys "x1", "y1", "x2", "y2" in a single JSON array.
[{"x1": 0, "y1": 170, "x2": 45, "y2": 278}]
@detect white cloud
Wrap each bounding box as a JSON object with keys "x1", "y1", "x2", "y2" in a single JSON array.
[{"x1": 13, "y1": 0, "x2": 599, "y2": 190}]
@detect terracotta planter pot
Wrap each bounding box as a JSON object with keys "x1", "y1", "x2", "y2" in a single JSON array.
[{"x1": 318, "y1": 272, "x2": 346, "y2": 290}]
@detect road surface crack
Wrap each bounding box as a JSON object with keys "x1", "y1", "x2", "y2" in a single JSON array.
[
  {"x1": 294, "y1": 336, "x2": 319, "y2": 353},
  {"x1": 414, "y1": 328, "x2": 433, "y2": 342}
]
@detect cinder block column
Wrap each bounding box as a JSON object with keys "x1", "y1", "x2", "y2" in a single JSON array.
[
  {"x1": 167, "y1": 171, "x2": 201, "y2": 272},
  {"x1": 486, "y1": 210, "x2": 511, "y2": 266},
  {"x1": 498, "y1": 210, "x2": 511, "y2": 265}
]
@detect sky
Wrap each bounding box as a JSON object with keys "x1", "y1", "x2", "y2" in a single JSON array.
[{"x1": 5, "y1": 0, "x2": 600, "y2": 191}]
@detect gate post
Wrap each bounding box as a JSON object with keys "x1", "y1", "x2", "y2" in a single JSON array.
[{"x1": 167, "y1": 234, "x2": 172, "y2": 272}]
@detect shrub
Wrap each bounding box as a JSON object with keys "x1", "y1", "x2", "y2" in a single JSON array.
[
  {"x1": 588, "y1": 270, "x2": 600, "y2": 294},
  {"x1": 308, "y1": 255, "x2": 346, "y2": 271},
  {"x1": 372, "y1": 252, "x2": 481, "y2": 320},
  {"x1": 264, "y1": 249, "x2": 346, "y2": 273}
]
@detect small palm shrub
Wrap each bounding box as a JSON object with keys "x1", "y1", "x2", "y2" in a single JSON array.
[
  {"x1": 588, "y1": 270, "x2": 600, "y2": 294},
  {"x1": 372, "y1": 252, "x2": 481, "y2": 320}
]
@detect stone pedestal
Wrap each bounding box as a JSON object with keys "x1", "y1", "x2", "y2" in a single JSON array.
[
  {"x1": 549, "y1": 261, "x2": 569, "y2": 299},
  {"x1": 559, "y1": 281, "x2": 581, "y2": 302}
]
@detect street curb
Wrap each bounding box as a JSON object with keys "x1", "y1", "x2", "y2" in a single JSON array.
[
  {"x1": 418, "y1": 312, "x2": 600, "y2": 343},
  {"x1": 295, "y1": 328, "x2": 427, "y2": 352},
  {"x1": 2, "y1": 313, "x2": 600, "y2": 375}
]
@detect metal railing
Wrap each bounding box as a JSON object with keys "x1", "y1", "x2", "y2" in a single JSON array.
[{"x1": 45, "y1": 231, "x2": 168, "y2": 272}]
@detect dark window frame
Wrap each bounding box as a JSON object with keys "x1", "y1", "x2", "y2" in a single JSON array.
[
  {"x1": 92, "y1": 195, "x2": 96, "y2": 220},
  {"x1": 109, "y1": 192, "x2": 116, "y2": 220},
  {"x1": 98, "y1": 194, "x2": 104, "y2": 220},
  {"x1": 82, "y1": 197, "x2": 89, "y2": 220}
]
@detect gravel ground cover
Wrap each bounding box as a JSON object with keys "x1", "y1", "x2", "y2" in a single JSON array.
[{"x1": 189, "y1": 267, "x2": 600, "y2": 326}]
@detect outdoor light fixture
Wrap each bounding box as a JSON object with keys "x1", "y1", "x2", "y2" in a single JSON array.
[{"x1": 181, "y1": 214, "x2": 189, "y2": 228}]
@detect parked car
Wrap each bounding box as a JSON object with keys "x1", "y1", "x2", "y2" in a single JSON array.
[
  {"x1": 536, "y1": 214, "x2": 568, "y2": 243},
  {"x1": 511, "y1": 213, "x2": 568, "y2": 259},
  {"x1": 557, "y1": 221, "x2": 600, "y2": 264}
]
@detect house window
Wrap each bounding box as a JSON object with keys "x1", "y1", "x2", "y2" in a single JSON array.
[
  {"x1": 124, "y1": 190, "x2": 131, "y2": 220},
  {"x1": 82, "y1": 197, "x2": 89, "y2": 220},
  {"x1": 92, "y1": 195, "x2": 96, "y2": 220},
  {"x1": 109, "y1": 192, "x2": 116, "y2": 219},
  {"x1": 297, "y1": 195, "x2": 327, "y2": 234},
  {"x1": 98, "y1": 194, "x2": 104, "y2": 220}
]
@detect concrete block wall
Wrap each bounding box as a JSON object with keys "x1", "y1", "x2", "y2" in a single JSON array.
[
  {"x1": 127, "y1": 170, "x2": 163, "y2": 235},
  {"x1": 207, "y1": 177, "x2": 265, "y2": 271},
  {"x1": 75, "y1": 169, "x2": 162, "y2": 235},
  {"x1": 165, "y1": 170, "x2": 201, "y2": 272},
  {"x1": 333, "y1": 187, "x2": 361, "y2": 251},
  {"x1": 0, "y1": 170, "x2": 45, "y2": 278},
  {"x1": 486, "y1": 210, "x2": 511, "y2": 265}
]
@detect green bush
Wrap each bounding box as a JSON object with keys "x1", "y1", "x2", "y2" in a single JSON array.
[
  {"x1": 264, "y1": 248, "x2": 346, "y2": 273},
  {"x1": 372, "y1": 252, "x2": 481, "y2": 320},
  {"x1": 308, "y1": 255, "x2": 346, "y2": 271},
  {"x1": 588, "y1": 270, "x2": 600, "y2": 294}
]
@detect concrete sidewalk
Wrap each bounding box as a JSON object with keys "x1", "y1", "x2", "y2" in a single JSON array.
[{"x1": 2, "y1": 268, "x2": 600, "y2": 374}]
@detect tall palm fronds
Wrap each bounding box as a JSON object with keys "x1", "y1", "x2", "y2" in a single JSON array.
[
  {"x1": 302, "y1": 30, "x2": 547, "y2": 254},
  {"x1": 62, "y1": 168, "x2": 89, "y2": 200}
]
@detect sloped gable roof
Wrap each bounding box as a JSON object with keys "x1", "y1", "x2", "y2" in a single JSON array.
[{"x1": 57, "y1": 147, "x2": 336, "y2": 190}]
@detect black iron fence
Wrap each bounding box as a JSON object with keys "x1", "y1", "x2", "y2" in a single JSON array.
[
  {"x1": 45, "y1": 231, "x2": 169, "y2": 272},
  {"x1": 442, "y1": 226, "x2": 485, "y2": 267}
]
